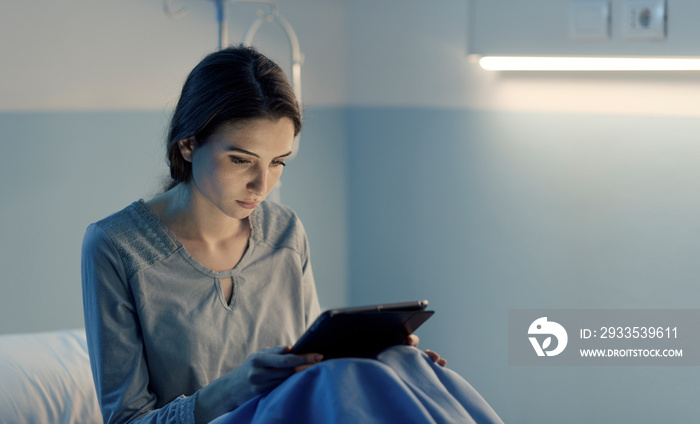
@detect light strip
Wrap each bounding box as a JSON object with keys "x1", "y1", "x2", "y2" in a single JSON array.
[{"x1": 478, "y1": 56, "x2": 700, "y2": 71}]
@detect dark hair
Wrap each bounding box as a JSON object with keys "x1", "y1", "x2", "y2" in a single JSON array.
[{"x1": 166, "y1": 45, "x2": 302, "y2": 187}]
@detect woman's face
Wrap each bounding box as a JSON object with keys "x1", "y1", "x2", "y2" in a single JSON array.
[{"x1": 180, "y1": 117, "x2": 295, "y2": 220}]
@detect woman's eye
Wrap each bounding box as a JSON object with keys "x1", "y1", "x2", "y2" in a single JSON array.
[
  {"x1": 272, "y1": 160, "x2": 287, "y2": 167},
  {"x1": 230, "y1": 157, "x2": 250, "y2": 165}
]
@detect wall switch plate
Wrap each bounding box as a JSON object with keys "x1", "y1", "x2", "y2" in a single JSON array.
[
  {"x1": 623, "y1": 0, "x2": 666, "y2": 40},
  {"x1": 570, "y1": 0, "x2": 611, "y2": 41}
]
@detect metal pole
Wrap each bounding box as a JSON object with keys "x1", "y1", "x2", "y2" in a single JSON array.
[{"x1": 215, "y1": 0, "x2": 228, "y2": 50}]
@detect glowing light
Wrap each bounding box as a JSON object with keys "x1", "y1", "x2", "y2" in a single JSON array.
[{"x1": 478, "y1": 56, "x2": 700, "y2": 71}]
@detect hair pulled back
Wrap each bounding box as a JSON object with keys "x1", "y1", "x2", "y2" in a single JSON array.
[{"x1": 166, "y1": 45, "x2": 302, "y2": 187}]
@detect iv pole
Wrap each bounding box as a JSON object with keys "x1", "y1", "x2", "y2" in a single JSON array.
[{"x1": 163, "y1": 0, "x2": 302, "y2": 108}]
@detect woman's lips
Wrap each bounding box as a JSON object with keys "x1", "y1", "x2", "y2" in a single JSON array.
[{"x1": 236, "y1": 200, "x2": 260, "y2": 209}]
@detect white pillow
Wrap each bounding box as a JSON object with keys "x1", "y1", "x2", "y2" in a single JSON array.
[{"x1": 0, "y1": 329, "x2": 102, "y2": 424}]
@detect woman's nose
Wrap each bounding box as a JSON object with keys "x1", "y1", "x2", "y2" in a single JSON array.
[{"x1": 247, "y1": 167, "x2": 267, "y2": 196}]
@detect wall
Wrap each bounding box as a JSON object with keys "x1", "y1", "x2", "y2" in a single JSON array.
[
  {"x1": 345, "y1": 0, "x2": 700, "y2": 116},
  {"x1": 472, "y1": 0, "x2": 700, "y2": 57},
  {"x1": 0, "y1": 0, "x2": 348, "y2": 111},
  {"x1": 343, "y1": 0, "x2": 700, "y2": 423},
  {"x1": 0, "y1": 110, "x2": 166, "y2": 332},
  {"x1": 346, "y1": 107, "x2": 700, "y2": 422}
]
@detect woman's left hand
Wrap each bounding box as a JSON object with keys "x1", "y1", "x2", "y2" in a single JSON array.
[{"x1": 403, "y1": 335, "x2": 447, "y2": 367}]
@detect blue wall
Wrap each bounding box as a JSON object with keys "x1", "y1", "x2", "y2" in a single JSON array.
[
  {"x1": 0, "y1": 111, "x2": 167, "y2": 333},
  {"x1": 345, "y1": 106, "x2": 700, "y2": 423}
]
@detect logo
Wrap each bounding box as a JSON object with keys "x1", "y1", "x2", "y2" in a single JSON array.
[{"x1": 528, "y1": 317, "x2": 568, "y2": 357}]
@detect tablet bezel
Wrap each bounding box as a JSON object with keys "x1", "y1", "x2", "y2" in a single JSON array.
[{"x1": 290, "y1": 300, "x2": 434, "y2": 359}]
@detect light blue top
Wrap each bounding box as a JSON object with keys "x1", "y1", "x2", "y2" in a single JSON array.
[{"x1": 81, "y1": 200, "x2": 321, "y2": 424}]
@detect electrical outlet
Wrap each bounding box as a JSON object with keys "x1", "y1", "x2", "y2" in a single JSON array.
[{"x1": 623, "y1": 0, "x2": 666, "y2": 40}]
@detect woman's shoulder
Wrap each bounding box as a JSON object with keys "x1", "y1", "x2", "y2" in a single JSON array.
[
  {"x1": 84, "y1": 200, "x2": 177, "y2": 277},
  {"x1": 90, "y1": 200, "x2": 155, "y2": 236},
  {"x1": 251, "y1": 200, "x2": 308, "y2": 252}
]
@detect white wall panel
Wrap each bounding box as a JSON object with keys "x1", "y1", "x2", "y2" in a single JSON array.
[
  {"x1": 472, "y1": 0, "x2": 700, "y2": 57},
  {"x1": 0, "y1": 0, "x2": 347, "y2": 111}
]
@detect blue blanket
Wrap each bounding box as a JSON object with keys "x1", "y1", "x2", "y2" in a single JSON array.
[{"x1": 212, "y1": 346, "x2": 503, "y2": 424}]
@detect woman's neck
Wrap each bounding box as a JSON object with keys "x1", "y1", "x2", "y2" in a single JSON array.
[{"x1": 148, "y1": 183, "x2": 249, "y2": 246}]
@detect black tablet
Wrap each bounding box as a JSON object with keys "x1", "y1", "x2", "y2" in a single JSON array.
[{"x1": 290, "y1": 300, "x2": 434, "y2": 359}]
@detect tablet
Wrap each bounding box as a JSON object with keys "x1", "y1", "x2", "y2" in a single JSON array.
[{"x1": 290, "y1": 300, "x2": 434, "y2": 359}]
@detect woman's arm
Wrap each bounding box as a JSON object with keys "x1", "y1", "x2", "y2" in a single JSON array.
[
  {"x1": 82, "y1": 223, "x2": 177, "y2": 424},
  {"x1": 298, "y1": 218, "x2": 321, "y2": 325}
]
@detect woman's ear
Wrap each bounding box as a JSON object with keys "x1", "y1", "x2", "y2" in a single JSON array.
[{"x1": 178, "y1": 137, "x2": 196, "y2": 163}]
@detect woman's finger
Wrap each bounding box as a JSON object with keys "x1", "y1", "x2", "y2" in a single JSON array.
[
  {"x1": 252, "y1": 351, "x2": 323, "y2": 369},
  {"x1": 424, "y1": 349, "x2": 447, "y2": 367},
  {"x1": 294, "y1": 363, "x2": 316, "y2": 373},
  {"x1": 404, "y1": 334, "x2": 420, "y2": 347},
  {"x1": 424, "y1": 349, "x2": 439, "y2": 361}
]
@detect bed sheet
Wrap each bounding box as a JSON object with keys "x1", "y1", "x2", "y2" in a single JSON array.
[{"x1": 210, "y1": 345, "x2": 503, "y2": 424}]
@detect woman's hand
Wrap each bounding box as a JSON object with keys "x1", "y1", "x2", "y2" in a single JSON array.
[
  {"x1": 403, "y1": 335, "x2": 447, "y2": 367},
  {"x1": 423, "y1": 349, "x2": 447, "y2": 367},
  {"x1": 194, "y1": 346, "x2": 322, "y2": 423}
]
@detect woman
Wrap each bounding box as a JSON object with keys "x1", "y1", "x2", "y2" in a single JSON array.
[{"x1": 82, "y1": 45, "x2": 502, "y2": 424}]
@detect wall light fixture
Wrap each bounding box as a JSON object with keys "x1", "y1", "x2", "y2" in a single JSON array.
[{"x1": 476, "y1": 56, "x2": 700, "y2": 72}]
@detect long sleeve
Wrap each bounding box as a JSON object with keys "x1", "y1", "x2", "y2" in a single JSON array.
[
  {"x1": 298, "y1": 220, "x2": 321, "y2": 328},
  {"x1": 81, "y1": 224, "x2": 197, "y2": 424}
]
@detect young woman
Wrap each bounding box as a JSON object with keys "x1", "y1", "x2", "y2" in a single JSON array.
[{"x1": 82, "y1": 45, "x2": 502, "y2": 424}]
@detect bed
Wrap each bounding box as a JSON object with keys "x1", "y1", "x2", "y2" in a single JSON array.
[
  {"x1": 0, "y1": 329, "x2": 101, "y2": 423},
  {"x1": 0, "y1": 329, "x2": 503, "y2": 424}
]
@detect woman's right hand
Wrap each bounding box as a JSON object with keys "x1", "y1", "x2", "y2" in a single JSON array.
[{"x1": 194, "y1": 346, "x2": 323, "y2": 424}]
